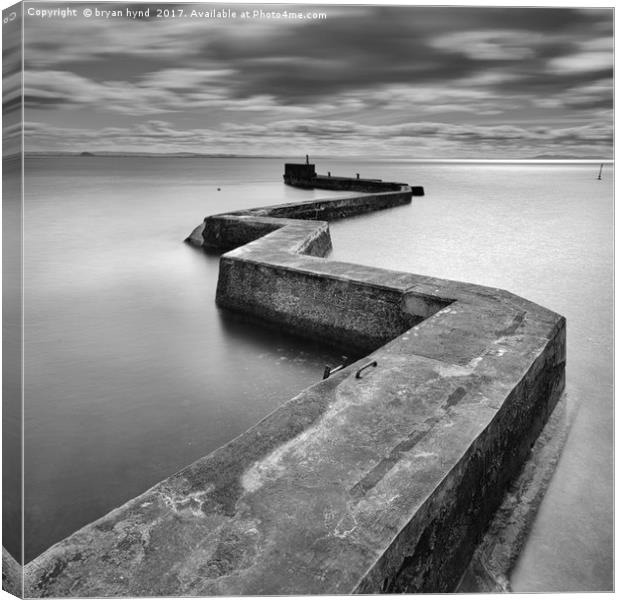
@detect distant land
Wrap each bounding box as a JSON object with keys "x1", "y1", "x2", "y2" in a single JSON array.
[
  {"x1": 531, "y1": 153, "x2": 611, "y2": 161},
  {"x1": 8, "y1": 151, "x2": 614, "y2": 163},
  {"x1": 23, "y1": 151, "x2": 274, "y2": 159}
]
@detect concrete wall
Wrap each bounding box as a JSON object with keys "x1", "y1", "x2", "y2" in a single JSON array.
[
  {"x1": 22, "y1": 173, "x2": 566, "y2": 597},
  {"x1": 216, "y1": 255, "x2": 427, "y2": 354},
  {"x1": 283, "y1": 163, "x2": 316, "y2": 187},
  {"x1": 283, "y1": 163, "x2": 422, "y2": 195},
  {"x1": 264, "y1": 189, "x2": 413, "y2": 219},
  {"x1": 309, "y1": 175, "x2": 403, "y2": 193}
]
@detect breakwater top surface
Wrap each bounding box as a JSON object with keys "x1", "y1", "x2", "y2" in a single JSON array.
[{"x1": 21, "y1": 165, "x2": 565, "y2": 596}]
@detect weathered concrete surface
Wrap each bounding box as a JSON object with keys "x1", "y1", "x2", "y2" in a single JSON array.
[
  {"x1": 3, "y1": 547, "x2": 22, "y2": 597},
  {"x1": 23, "y1": 174, "x2": 565, "y2": 596}
]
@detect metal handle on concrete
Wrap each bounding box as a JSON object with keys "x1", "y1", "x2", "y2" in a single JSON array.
[
  {"x1": 355, "y1": 360, "x2": 377, "y2": 379},
  {"x1": 322, "y1": 360, "x2": 348, "y2": 380}
]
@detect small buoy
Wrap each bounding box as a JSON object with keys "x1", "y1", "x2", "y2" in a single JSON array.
[{"x1": 217, "y1": 187, "x2": 221, "y2": 191}]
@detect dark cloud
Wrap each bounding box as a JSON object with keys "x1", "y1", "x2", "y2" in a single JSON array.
[
  {"x1": 21, "y1": 4, "x2": 613, "y2": 158},
  {"x1": 23, "y1": 6, "x2": 613, "y2": 99},
  {"x1": 190, "y1": 7, "x2": 612, "y2": 104},
  {"x1": 25, "y1": 96, "x2": 67, "y2": 109}
]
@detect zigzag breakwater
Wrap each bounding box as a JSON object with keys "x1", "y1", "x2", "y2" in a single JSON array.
[{"x1": 20, "y1": 165, "x2": 565, "y2": 596}]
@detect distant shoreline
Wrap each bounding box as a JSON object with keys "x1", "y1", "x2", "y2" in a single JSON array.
[{"x1": 4, "y1": 153, "x2": 614, "y2": 164}]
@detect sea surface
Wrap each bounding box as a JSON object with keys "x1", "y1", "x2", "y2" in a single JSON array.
[{"x1": 15, "y1": 157, "x2": 613, "y2": 591}]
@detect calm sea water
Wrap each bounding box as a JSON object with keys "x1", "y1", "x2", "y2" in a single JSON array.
[{"x1": 18, "y1": 157, "x2": 612, "y2": 591}]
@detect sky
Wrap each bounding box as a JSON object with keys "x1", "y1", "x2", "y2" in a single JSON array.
[{"x1": 5, "y1": 3, "x2": 615, "y2": 158}]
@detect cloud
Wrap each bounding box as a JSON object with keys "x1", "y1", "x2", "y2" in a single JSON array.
[
  {"x1": 192, "y1": 7, "x2": 612, "y2": 105},
  {"x1": 430, "y1": 30, "x2": 541, "y2": 61},
  {"x1": 3, "y1": 121, "x2": 22, "y2": 156},
  {"x1": 25, "y1": 118, "x2": 612, "y2": 159},
  {"x1": 25, "y1": 6, "x2": 613, "y2": 104},
  {"x1": 548, "y1": 51, "x2": 613, "y2": 73},
  {"x1": 23, "y1": 10, "x2": 214, "y2": 67},
  {"x1": 23, "y1": 66, "x2": 512, "y2": 121},
  {"x1": 24, "y1": 69, "x2": 312, "y2": 116},
  {"x1": 532, "y1": 78, "x2": 613, "y2": 111},
  {"x1": 139, "y1": 68, "x2": 236, "y2": 89},
  {"x1": 21, "y1": 5, "x2": 613, "y2": 159},
  {"x1": 25, "y1": 70, "x2": 171, "y2": 115},
  {"x1": 243, "y1": 119, "x2": 612, "y2": 145}
]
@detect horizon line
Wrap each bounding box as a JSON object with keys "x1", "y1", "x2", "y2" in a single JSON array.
[{"x1": 9, "y1": 152, "x2": 615, "y2": 165}]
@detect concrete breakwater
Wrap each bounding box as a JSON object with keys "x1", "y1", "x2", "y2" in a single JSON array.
[
  {"x1": 186, "y1": 170, "x2": 422, "y2": 353},
  {"x1": 20, "y1": 167, "x2": 565, "y2": 596}
]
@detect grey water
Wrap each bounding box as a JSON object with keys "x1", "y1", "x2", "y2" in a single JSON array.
[{"x1": 16, "y1": 157, "x2": 612, "y2": 591}]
